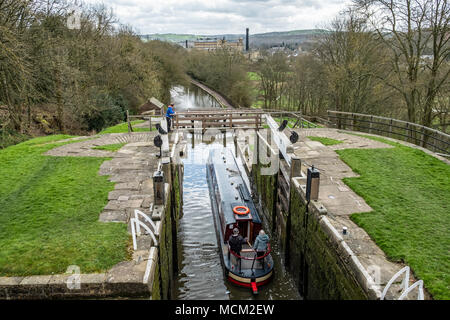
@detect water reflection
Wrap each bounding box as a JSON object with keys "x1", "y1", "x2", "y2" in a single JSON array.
[
  {"x1": 170, "y1": 84, "x2": 221, "y2": 111},
  {"x1": 174, "y1": 139, "x2": 229, "y2": 300}
]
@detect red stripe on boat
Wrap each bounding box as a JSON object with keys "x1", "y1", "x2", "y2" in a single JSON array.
[
  {"x1": 227, "y1": 276, "x2": 272, "y2": 288},
  {"x1": 251, "y1": 282, "x2": 258, "y2": 295}
]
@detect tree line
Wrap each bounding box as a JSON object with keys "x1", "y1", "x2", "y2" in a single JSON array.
[
  {"x1": 254, "y1": 0, "x2": 449, "y2": 132},
  {"x1": 0, "y1": 0, "x2": 187, "y2": 148},
  {"x1": 1, "y1": 0, "x2": 448, "y2": 149}
]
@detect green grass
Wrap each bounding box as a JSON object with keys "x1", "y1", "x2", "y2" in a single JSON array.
[
  {"x1": 251, "y1": 100, "x2": 264, "y2": 109},
  {"x1": 93, "y1": 143, "x2": 127, "y2": 152},
  {"x1": 307, "y1": 136, "x2": 343, "y2": 146},
  {"x1": 247, "y1": 72, "x2": 261, "y2": 81},
  {"x1": 0, "y1": 135, "x2": 129, "y2": 276},
  {"x1": 99, "y1": 120, "x2": 151, "y2": 134},
  {"x1": 274, "y1": 117, "x2": 321, "y2": 129},
  {"x1": 335, "y1": 136, "x2": 450, "y2": 300}
]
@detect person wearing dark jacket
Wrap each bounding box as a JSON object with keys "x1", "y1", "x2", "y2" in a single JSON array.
[{"x1": 228, "y1": 228, "x2": 248, "y2": 271}]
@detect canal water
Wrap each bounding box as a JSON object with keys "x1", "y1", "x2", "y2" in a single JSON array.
[
  {"x1": 170, "y1": 84, "x2": 221, "y2": 111},
  {"x1": 172, "y1": 85, "x2": 300, "y2": 300}
]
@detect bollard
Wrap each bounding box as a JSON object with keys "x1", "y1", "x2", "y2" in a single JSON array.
[
  {"x1": 162, "y1": 158, "x2": 171, "y2": 185},
  {"x1": 306, "y1": 166, "x2": 320, "y2": 201},
  {"x1": 153, "y1": 171, "x2": 165, "y2": 205},
  {"x1": 290, "y1": 156, "x2": 302, "y2": 179}
]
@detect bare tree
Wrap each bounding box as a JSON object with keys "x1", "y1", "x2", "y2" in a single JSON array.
[
  {"x1": 354, "y1": 0, "x2": 450, "y2": 130},
  {"x1": 286, "y1": 54, "x2": 327, "y2": 115},
  {"x1": 315, "y1": 11, "x2": 392, "y2": 119},
  {"x1": 1, "y1": 0, "x2": 186, "y2": 146},
  {"x1": 0, "y1": 0, "x2": 35, "y2": 132},
  {"x1": 257, "y1": 52, "x2": 290, "y2": 109}
]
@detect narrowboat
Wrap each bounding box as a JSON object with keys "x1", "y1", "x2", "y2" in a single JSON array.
[{"x1": 206, "y1": 148, "x2": 274, "y2": 294}]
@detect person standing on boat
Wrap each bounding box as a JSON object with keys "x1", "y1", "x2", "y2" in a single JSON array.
[
  {"x1": 228, "y1": 228, "x2": 248, "y2": 270},
  {"x1": 166, "y1": 103, "x2": 176, "y2": 132},
  {"x1": 253, "y1": 230, "x2": 269, "y2": 266}
]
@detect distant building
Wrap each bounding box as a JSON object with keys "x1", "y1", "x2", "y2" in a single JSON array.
[
  {"x1": 420, "y1": 55, "x2": 434, "y2": 65},
  {"x1": 421, "y1": 55, "x2": 434, "y2": 60},
  {"x1": 194, "y1": 38, "x2": 244, "y2": 52},
  {"x1": 268, "y1": 46, "x2": 287, "y2": 55},
  {"x1": 245, "y1": 50, "x2": 261, "y2": 62}
]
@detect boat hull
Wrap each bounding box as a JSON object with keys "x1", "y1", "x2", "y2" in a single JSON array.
[{"x1": 206, "y1": 149, "x2": 274, "y2": 291}]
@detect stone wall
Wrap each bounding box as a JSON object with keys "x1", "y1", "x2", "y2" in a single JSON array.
[
  {"x1": 251, "y1": 157, "x2": 378, "y2": 300},
  {"x1": 252, "y1": 163, "x2": 278, "y2": 232},
  {"x1": 157, "y1": 184, "x2": 173, "y2": 300},
  {"x1": 287, "y1": 179, "x2": 368, "y2": 299},
  {"x1": 156, "y1": 161, "x2": 184, "y2": 300}
]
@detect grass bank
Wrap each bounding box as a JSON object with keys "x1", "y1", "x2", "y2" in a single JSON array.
[
  {"x1": 274, "y1": 117, "x2": 321, "y2": 129},
  {"x1": 0, "y1": 135, "x2": 129, "y2": 276},
  {"x1": 336, "y1": 136, "x2": 450, "y2": 300},
  {"x1": 99, "y1": 120, "x2": 151, "y2": 134},
  {"x1": 93, "y1": 143, "x2": 127, "y2": 152},
  {"x1": 307, "y1": 136, "x2": 343, "y2": 146}
]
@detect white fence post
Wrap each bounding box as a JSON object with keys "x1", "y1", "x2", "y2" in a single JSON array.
[{"x1": 131, "y1": 219, "x2": 138, "y2": 250}]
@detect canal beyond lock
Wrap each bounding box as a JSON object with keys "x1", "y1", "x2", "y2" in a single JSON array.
[{"x1": 171, "y1": 84, "x2": 301, "y2": 300}]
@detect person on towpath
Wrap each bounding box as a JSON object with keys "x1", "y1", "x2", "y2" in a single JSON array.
[{"x1": 166, "y1": 103, "x2": 176, "y2": 132}]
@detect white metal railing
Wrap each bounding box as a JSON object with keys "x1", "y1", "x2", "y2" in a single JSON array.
[
  {"x1": 134, "y1": 205, "x2": 155, "y2": 235},
  {"x1": 381, "y1": 266, "x2": 424, "y2": 300},
  {"x1": 131, "y1": 209, "x2": 158, "y2": 250}
]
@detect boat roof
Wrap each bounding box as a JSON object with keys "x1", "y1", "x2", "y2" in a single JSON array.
[{"x1": 207, "y1": 147, "x2": 261, "y2": 226}]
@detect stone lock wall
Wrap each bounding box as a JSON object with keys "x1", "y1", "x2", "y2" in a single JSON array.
[
  {"x1": 287, "y1": 180, "x2": 368, "y2": 300},
  {"x1": 251, "y1": 158, "x2": 371, "y2": 300},
  {"x1": 154, "y1": 161, "x2": 184, "y2": 300},
  {"x1": 252, "y1": 163, "x2": 278, "y2": 233}
]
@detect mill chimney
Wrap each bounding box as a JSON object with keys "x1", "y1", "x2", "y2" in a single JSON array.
[{"x1": 246, "y1": 28, "x2": 249, "y2": 51}]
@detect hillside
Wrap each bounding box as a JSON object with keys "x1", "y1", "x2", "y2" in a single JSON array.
[{"x1": 140, "y1": 29, "x2": 326, "y2": 48}]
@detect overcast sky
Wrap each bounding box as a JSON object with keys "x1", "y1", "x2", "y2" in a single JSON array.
[{"x1": 82, "y1": 0, "x2": 352, "y2": 35}]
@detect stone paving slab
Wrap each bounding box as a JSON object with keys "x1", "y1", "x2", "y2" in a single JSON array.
[
  {"x1": 20, "y1": 275, "x2": 52, "y2": 286},
  {"x1": 291, "y1": 128, "x2": 393, "y2": 150},
  {"x1": 108, "y1": 190, "x2": 143, "y2": 200},
  {"x1": 115, "y1": 182, "x2": 141, "y2": 190},
  {"x1": 45, "y1": 132, "x2": 157, "y2": 158},
  {"x1": 291, "y1": 129, "x2": 393, "y2": 217},
  {"x1": 99, "y1": 210, "x2": 128, "y2": 223}
]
